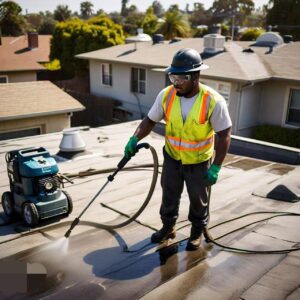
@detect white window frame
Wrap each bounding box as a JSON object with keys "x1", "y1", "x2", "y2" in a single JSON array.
[
  {"x1": 0, "y1": 75, "x2": 9, "y2": 84},
  {"x1": 284, "y1": 87, "x2": 300, "y2": 127},
  {"x1": 131, "y1": 67, "x2": 146, "y2": 94},
  {"x1": 101, "y1": 63, "x2": 112, "y2": 86},
  {"x1": 200, "y1": 79, "x2": 231, "y2": 105}
]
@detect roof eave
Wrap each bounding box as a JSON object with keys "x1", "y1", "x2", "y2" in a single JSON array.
[{"x1": 0, "y1": 107, "x2": 85, "y2": 121}]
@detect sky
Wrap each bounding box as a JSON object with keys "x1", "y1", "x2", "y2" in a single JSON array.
[{"x1": 13, "y1": 0, "x2": 269, "y2": 14}]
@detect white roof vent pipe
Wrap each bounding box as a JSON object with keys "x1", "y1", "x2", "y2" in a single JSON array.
[
  {"x1": 203, "y1": 34, "x2": 225, "y2": 54},
  {"x1": 59, "y1": 129, "x2": 86, "y2": 152},
  {"x1": 125, "y1": 28, "x2": 152, "y2": 43}
]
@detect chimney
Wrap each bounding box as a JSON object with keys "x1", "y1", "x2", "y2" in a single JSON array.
[{"x1": 28, "y1": 32, "x2": 38, "y2": 49}]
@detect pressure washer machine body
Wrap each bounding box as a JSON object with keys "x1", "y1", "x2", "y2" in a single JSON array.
[{"x1": 1, "y1": 147, "x2": 73, "y2": 226}]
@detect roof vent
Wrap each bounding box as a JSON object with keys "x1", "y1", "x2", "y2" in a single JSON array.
[
  {"x1": 153, "y1": 34, "x2": 164, "y2": 44},
  {"x1": 59, "y1": 129, "x2": 86, "y2": 152},
  {"x1": 255, "y1": 32, "x2": 283, "y2": 47},
  {"x1": 169, "y1": 37, "x2": 181, "y2": 44},
  {"x1": 203, "y1": 34, "x2": 225, "y2": 54},
  {"x1": 125, "y1": 28, "x2": 152, "y2": 44},
  {"x1": 283, "y1": 35, "x2": 293, "y2": 43}
]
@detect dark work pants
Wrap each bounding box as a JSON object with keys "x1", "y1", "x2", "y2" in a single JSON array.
[{"x1": 160, "y1": 148, "x2": 210, "y2": 233}]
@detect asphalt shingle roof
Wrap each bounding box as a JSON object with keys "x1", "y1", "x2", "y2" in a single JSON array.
[
  {"x1": 77, "y1": 38, "x2": 300, "y2": 83},
  {"x1": 0, "y1": 81, "x2": 85, "y2": 120}
]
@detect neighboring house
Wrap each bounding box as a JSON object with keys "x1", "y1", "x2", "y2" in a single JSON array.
[
  {"x1": 0, "y1": 81, "x2": 85, "y2": 140},
  {"x1": 76, "y1": 33, "x2": 300, "y2": 137},
  {"x1": 0, "y1": 33, "x2": 51, "y2": 83}
]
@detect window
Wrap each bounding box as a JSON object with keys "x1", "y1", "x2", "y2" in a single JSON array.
[
  {"x1": 131, "y1": 68, "x2": 146, "y2": 94},
  {"x1": 0, "y1": 127, "x2": 41, "y2": 141},
  {"x1": 102, "y1": 63, "x2": 112, "y2": 86},
  {"x1": 0, "y1": 76, "x2": 8, "y2": 84},
  {"x1": 201, "y1": 80, "x2": 231, "y2": 104},
  {"x1": 286, "y1": 88, "x2": 300, "y2": 126}
]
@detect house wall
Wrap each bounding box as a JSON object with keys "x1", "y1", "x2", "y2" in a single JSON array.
[
  {"x1": 0, "y1": 114, "x2": 70, "y2": 139},
  {"x1": 0, "y1": 71, "x2": 37, "y2": 83},
  {"x1": 259, "y1": 80, "x2": 300, "y2": 129},
  {"x1": 89, "y1": 60, "x2": 165, "y2": 119},
  {"x1": 237, "y1": 83, "x2": 262, "y2": 137}
]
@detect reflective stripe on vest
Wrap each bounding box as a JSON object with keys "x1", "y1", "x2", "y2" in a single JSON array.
[
  {"x1": 165, "y1": 86, "x2": 177, "y2": 121},
  {"x1": 199, "y1": 93, "x2": 211, "y2": 124},
  {"x1": 166, "y1": 135, "x2": 213, "y2": 151}
]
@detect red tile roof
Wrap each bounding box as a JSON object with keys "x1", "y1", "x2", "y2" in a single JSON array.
[{"x1": 0, "y1": 35, "x2": 51, "y2": 72}]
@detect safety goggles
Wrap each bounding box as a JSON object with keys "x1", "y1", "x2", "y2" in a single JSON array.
[{"x1": 168, "y1": 74, "x2": 192, "y2": 84}]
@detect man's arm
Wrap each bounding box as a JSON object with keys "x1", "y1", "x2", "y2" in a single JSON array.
[
  {"x1": 133, "y1": 117, "x2": 157, "y2": 141},
  {"x1": 213, "y1": 127, "x2": 231, "y2": 166}
]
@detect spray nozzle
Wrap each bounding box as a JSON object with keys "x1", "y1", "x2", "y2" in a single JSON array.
[{"x1": 64, "y1": 217, "x2": 80, "y2": 238}]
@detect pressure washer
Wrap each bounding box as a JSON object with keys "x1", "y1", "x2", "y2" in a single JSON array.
[
  {"x1": 1, "y1": 147, "x2": 73, "y2": 226},
  {"x1": 64, "y1": 143, "x2": 158, "y2": 238}
]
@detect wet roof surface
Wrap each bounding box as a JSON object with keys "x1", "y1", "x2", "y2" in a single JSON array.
[{"x1": 0, "y1": 121, "x2": 299, "y2": 299}]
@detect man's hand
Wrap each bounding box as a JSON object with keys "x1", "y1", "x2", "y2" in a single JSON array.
[
  {"x1": 204, "y1": 164, "x2": 221, "y2": 186},
  {"x1": 124, "y1": 136, "x2": 138, "y2": 158}
]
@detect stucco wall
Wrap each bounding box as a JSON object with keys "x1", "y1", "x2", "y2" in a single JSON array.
[
  {"x1": 259, "y1": 80, "x2": 300, "y2": 129},
  {"x1": 237, "y1": 83, "x2": 262, "y2": 136},
  {"x1": 0, "y1": 114, "x2": 70, "y2": 136},
  {"x1": 89, "y1": 60, "x2": 166, "y2": 119},
  {"x1": 0, "y1": 71, "x2": 37, "y2": 83}
]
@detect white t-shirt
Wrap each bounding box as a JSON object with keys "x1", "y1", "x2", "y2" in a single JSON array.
[{"x1": 148, "y1": 85, "x2": 232, "y2": 133}]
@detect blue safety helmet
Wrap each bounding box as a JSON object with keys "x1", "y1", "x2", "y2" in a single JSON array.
[{"x1": 165, "y1": 48, "x2": 209, "y2": 74}]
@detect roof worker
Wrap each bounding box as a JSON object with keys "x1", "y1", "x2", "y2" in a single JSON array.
[{"x1": 124, "y1": 48, "x2": 232, "y2": 251}]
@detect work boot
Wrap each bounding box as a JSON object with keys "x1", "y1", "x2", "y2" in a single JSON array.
[
  {"x1": 186, "y1": 227, "x2": 202, "y2": 251},
  {"x1": 151, "y1": 225, "x2": 176, "y2": 243}
]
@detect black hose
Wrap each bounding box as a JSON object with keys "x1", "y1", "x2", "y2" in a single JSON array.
[{"x1": 64, "y1": 144, "x2": 159, "y2": 237}]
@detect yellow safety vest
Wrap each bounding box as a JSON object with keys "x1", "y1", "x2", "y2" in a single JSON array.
[{"x1": 162, "y1": 84, "x2": 217, "y2": 164}]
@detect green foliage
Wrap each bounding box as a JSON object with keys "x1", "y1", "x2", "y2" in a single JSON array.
[
  {"x1": 192, "y1": 27, "x2": 208, "y2": 37},
  {"x1": 266, "y1": 0, "x2": 300, "y2": 40},
  {"x1": 80, "y1": 1, "x2": 94, "y2": 19},
  {"x1": 38, "y1": 17, "x2": 57, "y2": 34},
  {"x1": 253, "y1": 125, "x2": 300, "y2": 148},
  {"x1": 142, "y1": 7, "x2": 159, "y2": 35},
  {"x1": 240, "y1": 27, "x2": 265, "y2": 41},
  {"x1": 53, "y1": 5, "x2": 72, "y2": 22},
  {"x1": 211, "y1": 0, "x2": 255, "y2": 25},
  {"x1": 50, "y1": 16, "x2": 125, "y2": 77},
  {"x1": 0, "y1": 0, "x2": 28, "y2": 36},
  {"x1": 157, "y1": 10, "x2": 191, "y2": 40},
  {"x1": 43, "y1": 59, "x2": 61, "y2": 71}
]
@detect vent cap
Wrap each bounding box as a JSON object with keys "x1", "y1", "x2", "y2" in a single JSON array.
[{"x1": 59, "y1": 129, "x2": 86, "y2": 152}]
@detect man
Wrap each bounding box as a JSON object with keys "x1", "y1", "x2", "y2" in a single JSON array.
[{"x1": 124, "y1": 48, "x2": 232, "y2": 251}]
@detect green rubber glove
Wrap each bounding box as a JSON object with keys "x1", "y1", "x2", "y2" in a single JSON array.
[
  {"x1": 125, "y1": 136, "x2": 138, "y2": 158},
  {"x1": 204, "y1": 164, "x2": 221, "y2": 186}
]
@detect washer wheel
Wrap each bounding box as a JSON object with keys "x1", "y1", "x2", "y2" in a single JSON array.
[
  {"x1": 22, "y1": 203, "x2": 39, "y2": 226},
  {"x1": 1, "y1": 192, "x2": 14, "y2": 217}
]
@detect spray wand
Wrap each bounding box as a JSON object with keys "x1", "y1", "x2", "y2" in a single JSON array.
[{"x1": 64, "y1": 143, "x2": 150, "y2": 238}]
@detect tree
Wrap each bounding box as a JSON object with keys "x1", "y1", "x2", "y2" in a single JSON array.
[
  {"x1": 50, "y1": 16, "x2": 125, "y2": 76},
  {"x1": 152, "y1": 1, "x2": 164, "y2": 17},
  {"x1": 157, "y1": 10, "x2": 191, "y2": 40},
  {"x1": 54, "y1": 5, "x2": 72, "y2": 22},
  {"x1": 121, "y1": 0, "x2": 129, "y2": 16},
  {"x1": 38, "y1": 17, "x2": 57, "y2": 34},
  {"x1": 142, "y1": 6, "x2": 158, "y2": 35},
  {"x1": 266, "y1": 0, "x2": 300, "y2": 40},
  {"x1": 0, "y1": 0, "x2": 28, "y2": 36},
  {"x1": 80, "y1": 1, "x2": 94, "y2": 19},
  {"x1": 210, "y1": 0, "x2": 255, "y2": 25},
  {"x1": 188, "y1": 2, "x2": 210, "y2": 27}
]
